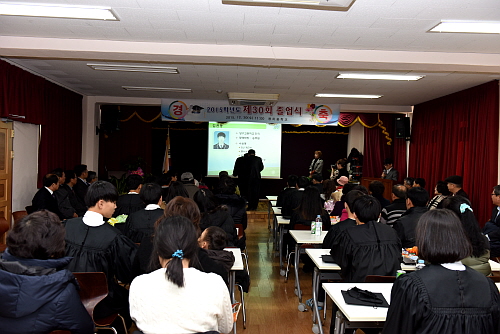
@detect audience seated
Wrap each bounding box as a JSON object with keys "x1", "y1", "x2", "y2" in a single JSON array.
[
  {"x1": 194, "y1": 188, "x2": 237, "y2": 246},
  {"x1": 442, "y1": 196, "x2": 491, "y2": 275},
  {"x1": 427, "y1": 180, "x2": 450, "y2": 210},
  {"x1": 277, "y1": 174, "x2": 298, "y2": 207},
  {"x1": 181, "y1": 172, "x2": 200, "y2": 199},
  {"x1": 413, "y1": 177, "x2": 426, "y2": 188},
  {"x1": 199, "y1": 226, "x2": 236, "y2": 273},
  {"x1": 124, "y1": 183, "x2": 164, "y2": 243},
  {"x1": 0, "y1": 210, "x2": 94, "y2": 334},
  {"x1": 56, "y1": 169, "x2": 86, "y2": 219},
  {"x1": 215, "y1": 176, "x2": 247, "y2": 249},
  {"x1": 133, "y1": 196, "x2": 229, "y2": 284},
  {"x1": 483, "y1": 185, "x2": 500, "y2": 258},
  {"x1": 163, "y1": 181, "x2": 188, "y2": 204},
  {"x1": 32, "y1": 173, "x2": 62, "y2": 219},
  {"x1": 310, "y1": 173, "x2": 323, "y2": 194},
  {"x1": 393, "y1": 187, "x2": 429, "y2": 248},
  {"x1": 129, "y1": 216, "x2": 233, "y2": 334},
  {"x1": 64, "y1": 181, "x2": 137, "y2": 328},
  {"x1": 331, "y1": 195, "x2": 402, "y2": 282},
  {"x1": 369, "y1": 180, "x2": 390, "y2": 209},
  {"x1": 73, "y1": 164, "x2": 89, "y2": 210},
  {"x1": 158, "y1": 171, "x2": 177, "y2": 201},
  {"x1": 445, "y1": 175, "x2": 469, "y2": 199},
  {"x1": 281, "y1": 176, "x2": 310, "y2": 219},
  {"x1": 383, "y1": 209, "x2": 500, "y2": 334},
  {"x1": 380, "y1": 184, "x2": 407, "y2": 227},
  {"x1": 323, "y1": 190, "x2": 366, "y2": 249},
  {"x1": 403, "y1": 177, "x2": 414, "y2": 190},
  {"x1": 114, "y1": 174, "x2": 144, "y2": 217},
  {"x1": 86, "y1": 170, "x2": 98, "y2": 184},
  {"x1": 322, "y1": 178, "x2": 337, "y2": 202}
]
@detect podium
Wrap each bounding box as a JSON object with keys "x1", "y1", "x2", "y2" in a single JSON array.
[{"x1": 360, "y1": 177, "x2": 394, "y2": 202}]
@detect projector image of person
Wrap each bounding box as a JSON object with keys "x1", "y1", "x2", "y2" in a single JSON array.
[{"x1": 213, "y1": 132, "x2": 229, "y2": 149}]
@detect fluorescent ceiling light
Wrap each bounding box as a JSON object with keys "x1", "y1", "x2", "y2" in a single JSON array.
[
  {"x1": 337, "y1": 73, "x2": 424, "y2": 81},
  {"x1": 222, "y1": 0, "x2": 356, "y2": 11},
  {"x1": 315, "y1": 93, "x2": 382, "y2": 99},
  {"x1": 88, "y1": 63, "x2": 178, "y2": 74},
  {"x1": 122, "y1": 86, "x2": 192, "y2": 93},
  {"x1": 429, "y1": 20, "x2": 500, "y2": 34},
  {"x1": 0, "y1": 3, "x2": 118, "y2": 20}
]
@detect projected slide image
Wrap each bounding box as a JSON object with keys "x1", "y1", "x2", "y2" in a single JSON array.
[
  {"x1": 207, "y1": 122, "x2": 282, "y2": 178},
  {"x1": 213, "y1": 131, "x2": 229, "y2": 149}
]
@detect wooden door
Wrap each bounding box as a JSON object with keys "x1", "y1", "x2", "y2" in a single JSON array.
[{"x1": 0, "y1": 121, "x2": 13, "y2": 235}]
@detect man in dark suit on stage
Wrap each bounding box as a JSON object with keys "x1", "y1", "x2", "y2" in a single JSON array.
[
  {"x1": 73, "y1": 164, "x2": 89, "y2": 210},
  {"x1": 213, "y1": 132, "x2": 229, "y2": 149},
  {"x1": 32, "y1": 174, "x2": 61, "y2": 218},
  {"x1": 381, "y1": 158, "x2": 399, "y2": 181}
]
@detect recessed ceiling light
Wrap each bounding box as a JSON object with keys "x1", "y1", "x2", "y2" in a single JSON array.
[
  {"x1": 122, "y1": 86, "x2": 192, "y2": 93},
  {"x1": 0, "y1": 3, "x2": 118, "y2": 20},
  {"x1": 429, "y1": 20, "x2": 500, "y2": 34},
  {"x1": 88, "y1": 63, "x2": 178, "y2": 74},
  {"x1": 315, "y1": 93, "x2": 382, "y2": 99},
  {"x1": 337, "y1": 73, "x2": 424, "y2": 81},
  {"x1": 222, "y1": 0, "x2": 356, "y2": 11}
]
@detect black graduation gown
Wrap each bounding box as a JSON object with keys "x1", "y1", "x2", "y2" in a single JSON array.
[
  {"x1": 383, "y1": 264, "x2": 500, "y2": 334},
  {"x1": 64, "y1": 218, "x2": 137, "y2": 320},
  {"x1": 113, "y1": 194, "x2": 145, "y2": 217},
  {"x1": 323, "y1": 218, "x2": 356, "y2": 249},
  {"x1": 332, "y1": 220, "x2": 402, "y2": 282},
  {"x1": 124, "y1": 208, "x2": 164, "y2": 243}
]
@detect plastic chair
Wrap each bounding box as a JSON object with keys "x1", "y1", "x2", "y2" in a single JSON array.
[
  {"x1": 73, "y1": 272, "x2": 127, "y2": 334},
  {"x1": 364, "y1": 275, "x2": 397, "y2": 283}
]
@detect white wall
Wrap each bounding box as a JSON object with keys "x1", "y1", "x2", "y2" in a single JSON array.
[{"x1": 12, "y1": 122, "x2": 39, "y2": 212}]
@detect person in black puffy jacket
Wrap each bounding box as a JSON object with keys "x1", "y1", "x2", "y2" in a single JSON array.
[{"x1": 0, "y1": 210, "x2": 93, "y2": 334}]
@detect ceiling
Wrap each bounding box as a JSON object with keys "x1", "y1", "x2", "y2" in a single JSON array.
[{"x1": 1, "y1": 0, "x2": 500, "y2": 107}]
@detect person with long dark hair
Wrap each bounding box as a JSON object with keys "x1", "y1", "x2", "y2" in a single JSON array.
[
  {"x1": 0, "y1": 210, "x2": 94, "y2": 334},
  {"x1": 194, "y1": 188, "x2": 237, "y2": 246},
  {"x1": 441, "y1": 196, "x2": 491, "y2": 275},
  {"x1": 383, "y1": 209, "x2": 500, "y2": 334},
  {"x1": 163, "y1": 181, "x2": 189, "y2": 204},
  {"x1": 290, "y1": 186, "x2": 331, "y2": 231},
  {"x1": 129, "y1": 216, "x2": 233, "y2": 334}
]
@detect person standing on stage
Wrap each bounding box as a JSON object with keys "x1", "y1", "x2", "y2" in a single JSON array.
[
  {"x1": 381, "y1": 158, "x2": 399, "y2": 181},
  {"x1": 243, "y1": 149, "x2": 264, "y2": 211},
  {"x1": 309, "y1": 150, "x2": 323, "y2": 177}
]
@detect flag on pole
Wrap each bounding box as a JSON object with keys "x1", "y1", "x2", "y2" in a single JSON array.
[{"x1": 162, "y1": 128, "x2": 171, "y2": 173}]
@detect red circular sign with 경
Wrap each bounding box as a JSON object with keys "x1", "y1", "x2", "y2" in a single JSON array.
[
  {"x1": 314, "y1": 105, "x2": 333, "y2": 124},
  {"x1": 167, "y1": 100, "x2": 188, "y2": 120}
]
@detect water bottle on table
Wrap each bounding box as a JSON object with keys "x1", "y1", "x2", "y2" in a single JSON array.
[{"x1": 315, "y1": 215, "x2": 322, "y2": 236}]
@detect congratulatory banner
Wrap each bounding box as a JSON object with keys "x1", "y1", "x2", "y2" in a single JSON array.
[{"x1": 161, "y1": 99, "x2": 339, "y2": 125}]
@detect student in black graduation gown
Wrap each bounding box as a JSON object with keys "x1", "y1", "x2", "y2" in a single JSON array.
[
  {"x1": 64, "y1": 181, "x2": 137, "y2": 329},
  {"x1": 331, "y1": 194, "x2": 402, "y2": 283},
  {"x1": 124, "y1": 183, "x2": 164, "y2": 243},
  {"x1": 383, "y1": 209, "x2": 500, "y2": 334},
  {"x1": 114, "y1": 174, "x2": 145, "y2": 217}
]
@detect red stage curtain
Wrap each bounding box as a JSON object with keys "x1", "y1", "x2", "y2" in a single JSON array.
[
  {"x1": 0, "y1": 60, "x2": 83, "y2": 186},
  {"x1": 0, "y1": 60, "x2": 46, "y2": 124},
  {"x1": 363, "y1": 114, "x2": 406, "y2": 183},
  {"x1": 38, "y1": 82, "x2": 83, "y2": 183},
  {"x1": 409, "y1": 80, "x2": 499, "y2": 226}
]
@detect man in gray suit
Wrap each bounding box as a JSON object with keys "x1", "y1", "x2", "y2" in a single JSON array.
[{"x1": 381, "y1": 158, "x2": 399, "y2": 181}]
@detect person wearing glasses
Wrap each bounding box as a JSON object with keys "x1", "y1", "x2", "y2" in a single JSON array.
[{"x1": 483, "y1": 185, "x2": 500, "y2": 261}]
